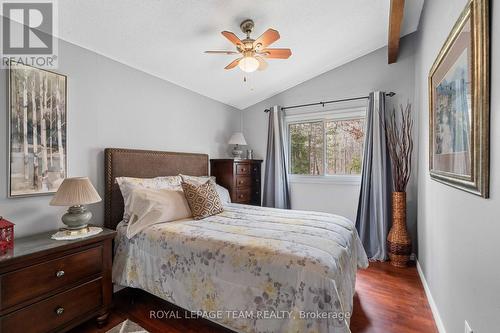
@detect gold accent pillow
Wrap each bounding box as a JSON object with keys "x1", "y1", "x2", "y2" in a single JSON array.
[{"x1": 181, "y1": 179, "x2": 224, "y2": 220}]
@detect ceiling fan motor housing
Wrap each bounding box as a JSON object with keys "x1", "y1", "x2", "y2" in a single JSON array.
[{"x1": 240, "y1": 19, "x2": 255, "y2": 35}]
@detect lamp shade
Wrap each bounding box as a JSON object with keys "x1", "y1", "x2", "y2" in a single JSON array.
[
  {"x1": 50, "y1": 177, "x2": 102, "y2": 206},
  {"x1": 228, "y1": 132, "x2": 247, "y2": 145}
]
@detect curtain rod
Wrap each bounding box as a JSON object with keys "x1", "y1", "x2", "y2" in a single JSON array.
[{"x1": 263, "y1": 92, "x2": 396, "y2": 113}]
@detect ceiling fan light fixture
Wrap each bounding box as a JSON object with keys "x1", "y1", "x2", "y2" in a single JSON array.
[
  {"x1": 206, "y1": 19, "x2": 291, "y2": 73},
  {"x1": 238, "y1": 55, "x2": 259, "y2": 73}
]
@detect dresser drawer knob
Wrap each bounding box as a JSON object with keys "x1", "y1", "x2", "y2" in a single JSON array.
[
  {"x1": 55, "y1": 307, "x2": 64, "y2": 316},
  {"x1": 56, "y1": 270, "x2": 65, "y2": 278}
]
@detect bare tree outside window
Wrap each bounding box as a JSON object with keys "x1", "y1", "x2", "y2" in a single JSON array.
[
  {"x1": 326, "y1": 119, "x2": 364, "y2": 175},
  {"x1": 289, "y1": 122, "x2": 324, "y2": 175},
  {"x1": 289, "y1": 117, "x2": 365, "y2": 176}
]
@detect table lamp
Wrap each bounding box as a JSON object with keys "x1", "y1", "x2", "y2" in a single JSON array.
[
  {"x1": 228, "y1": 132, "x2": 247, "y2": 159},
  {"x1": 50, "y1": 177, "x2": 101, "y2": 234}
]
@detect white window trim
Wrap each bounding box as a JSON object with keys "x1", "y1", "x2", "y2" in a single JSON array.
[
  {"x1": 285, "y1": 100, "x2": 367, "y2": 185},
  {"x1": 289, "y1": 174, "x2": 362, "y2": 185}
]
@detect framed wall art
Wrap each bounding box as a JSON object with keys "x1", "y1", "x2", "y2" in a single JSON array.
[
  {"x1": 429, "y1": 0, "x2": 489, "y2": 198},
  {"x1": 8, "y1": 62, "x2": 68, "y2": 197}
]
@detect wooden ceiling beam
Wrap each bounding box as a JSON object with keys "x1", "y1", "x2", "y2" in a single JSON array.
[{"x1": 388, "y1": 0, "x2": 405, "y2": 64}]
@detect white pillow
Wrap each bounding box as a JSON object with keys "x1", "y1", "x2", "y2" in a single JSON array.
[
  {"x1": 215, "y1": 184, "x2": 231, "y2": 203},
  {"x1": 125, "y1": 187, "x2": 192, "y2": 238},
  {"x1": 116, "y1": 176, "x2": 182, "y2": 222},
  {"x1": 179, "y1": 174, "x2": 215, "y2": 185},
  {"x1": 179, "y1": 174, "x2": 231, "y2": 203}
]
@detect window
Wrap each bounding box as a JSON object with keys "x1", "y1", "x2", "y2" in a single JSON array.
[
  {"x1": 325, "y1": 119, "x2": 364, "y2": 175},
  {"x1": 287, "y1": 105, "x2": 366, "y2": 181},
  {"x1": 289, "y1": 122, "x2": 324, "y2": 175}
]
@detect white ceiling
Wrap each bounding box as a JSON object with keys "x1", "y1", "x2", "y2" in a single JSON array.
[{"x1": 57, "y1": 0, "x2": 424, "y2": 110}]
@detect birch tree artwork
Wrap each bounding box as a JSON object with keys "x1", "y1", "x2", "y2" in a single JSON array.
[{"x1": 9, "y1": 63, "x2": 67, "y2": 197}]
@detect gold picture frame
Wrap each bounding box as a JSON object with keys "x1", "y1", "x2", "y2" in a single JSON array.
[{"x1": 428, "y1": 0, "x2": 489, "y2": 198}]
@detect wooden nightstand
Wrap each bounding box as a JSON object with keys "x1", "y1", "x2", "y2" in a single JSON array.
[
  {"x1": 210, "y1": 159, "x2": 263, "y2": 206},
  {"x1": 0, "y1": 227, "x2": 116, "y2": 333}
]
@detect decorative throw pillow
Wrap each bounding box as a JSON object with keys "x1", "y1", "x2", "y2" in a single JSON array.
[
  {"x1": 181, "y1": 179, "x2": 224, "y2": 220},
  {"x1": 179, "y1": 174, "x2": 231, "y2": 203}
]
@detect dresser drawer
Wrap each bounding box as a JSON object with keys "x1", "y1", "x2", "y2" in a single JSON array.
[
  {"x1": 250, "y1": 164, "x2": 260, "y2": 175},
  {"x1": 235, "y1": 163, "x2": 250, "y2": 175},
  {"x1": 0, "y1": 278, "x2": 103, "y2": 333},
  {"x1": 235, "y1": 175, "x2": 251, "y2": 188},
  {"x1": 211, "y1": 159, "x2": 262, "y2": 207},
  {"x1": 235, "y1": 188, "x2": 251, "y2": 203},
  {"x1": 251, "y1": 188, "x2": 261, "y2": 202},
  {"x1": 0, "y1": 246, "x2": 102, "y2": 310}
]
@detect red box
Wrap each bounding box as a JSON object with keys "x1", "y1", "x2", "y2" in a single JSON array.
[{"x1": 0, "y1": 217, "x2": 14, "y2": 253}]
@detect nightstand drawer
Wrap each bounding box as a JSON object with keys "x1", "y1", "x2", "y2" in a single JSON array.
[
  {"x1": 235, "y1": 175, "x2": 251, "y2": 188},
  {"x1": 235, "y1": 163, "x2": 250, "y2": 175},
  {"x1": 0, "y1": 278, "x2": 103, "y2": 333},
  {"x1": 0, "y1": 245, "x2": 102, "y2": 310}
]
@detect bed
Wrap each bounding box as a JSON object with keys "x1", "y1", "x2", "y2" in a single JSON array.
[{"x1": 106, "y1": 148, "x2": 368, "y2": 333}]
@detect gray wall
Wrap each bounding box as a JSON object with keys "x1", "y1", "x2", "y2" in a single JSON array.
[
  {"x1": 414, "y1": 0, "x2": 500, "y2": 332},
  {"x1": 1, "y1": 38, "x2": 241, "y2": 238},
  {"x1": 242, "y1": 35, "x2": 418, "y2": 246}
]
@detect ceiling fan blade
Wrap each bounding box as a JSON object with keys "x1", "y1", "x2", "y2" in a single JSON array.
[
  {"x1": 221, "y1": 31, "x2": 243, "y2": 46},
  {"x1": 205, "y1": 50, "x2": 240, "y2": 55},
  {"x1": 224, "y1": 57, "x2": 242, "y2": 70},
  {"x1": 261, "y1": 48, "x2": 292, "y2": 59},
  {"x1": 254, "y1": 29, "x2": 280, "y2": 49},
  {"x1": 255, "y1": 56, "x2": 268, "y2": 71}
]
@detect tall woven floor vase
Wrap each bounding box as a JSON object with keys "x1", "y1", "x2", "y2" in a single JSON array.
[{"x1": 387, "y1": 192, "x2": 412, "y2": 267}]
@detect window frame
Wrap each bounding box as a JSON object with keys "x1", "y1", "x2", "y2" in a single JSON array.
[{"x1": 285, "y1": 101, "x2": 368, "y2": 185}]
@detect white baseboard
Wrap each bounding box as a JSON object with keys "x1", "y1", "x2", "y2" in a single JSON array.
[{"x1": 416, "y1": 260, "x2": 447, "y2": 333}]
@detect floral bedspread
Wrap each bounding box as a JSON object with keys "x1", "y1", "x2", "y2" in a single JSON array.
[{"x1": 113, "y1": 203, "x2": 368, "y2": 333}]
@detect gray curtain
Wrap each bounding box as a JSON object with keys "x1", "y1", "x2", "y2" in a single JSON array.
[
  {"x1": 355, "y1": 92, "x2": 392, "y2": 261},
  {"x1": 263, "y1": 105, "x2": 291, "y2": 209}
]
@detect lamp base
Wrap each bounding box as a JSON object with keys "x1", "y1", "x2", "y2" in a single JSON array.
[
  {"x1": 232, "y1": 145, "x2": 243, "y2": 159},
  {"x1": 61, "y1": 205, "x2": 92, "y2": 231}
]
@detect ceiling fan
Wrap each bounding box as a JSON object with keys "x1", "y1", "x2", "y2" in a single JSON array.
[{"x1": 205, "y1": 19, "x2": 292, "y2": 73}]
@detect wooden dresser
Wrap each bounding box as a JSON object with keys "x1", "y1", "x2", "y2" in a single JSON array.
[
  {"x1": 0, "y1": 227, "x2": 116, "y2": 333},
  {"x1": 210, "y1": 159, "x2": 263, "y2": 206}
]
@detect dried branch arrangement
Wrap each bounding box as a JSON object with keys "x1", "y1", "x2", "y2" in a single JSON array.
[{"x1": 385, "y1": 103, "x2": 414, "y2": 192}]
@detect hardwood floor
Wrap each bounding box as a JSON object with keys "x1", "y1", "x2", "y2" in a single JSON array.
[
  {"x1": 350, "y1": 262, "x2": 437, "y2": 333},
  {"x1": 71, "y1": 262, "x2": 437, "y2": 333}
]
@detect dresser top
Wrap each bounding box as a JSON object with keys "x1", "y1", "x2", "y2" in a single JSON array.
[{"x1": 0, "y1": 227, "x2": 116, "y2": 267}]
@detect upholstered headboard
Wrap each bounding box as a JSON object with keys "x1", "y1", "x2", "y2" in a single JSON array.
[{"x1": 104, "y1": 148, "x2": 209, "y2": 229}]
